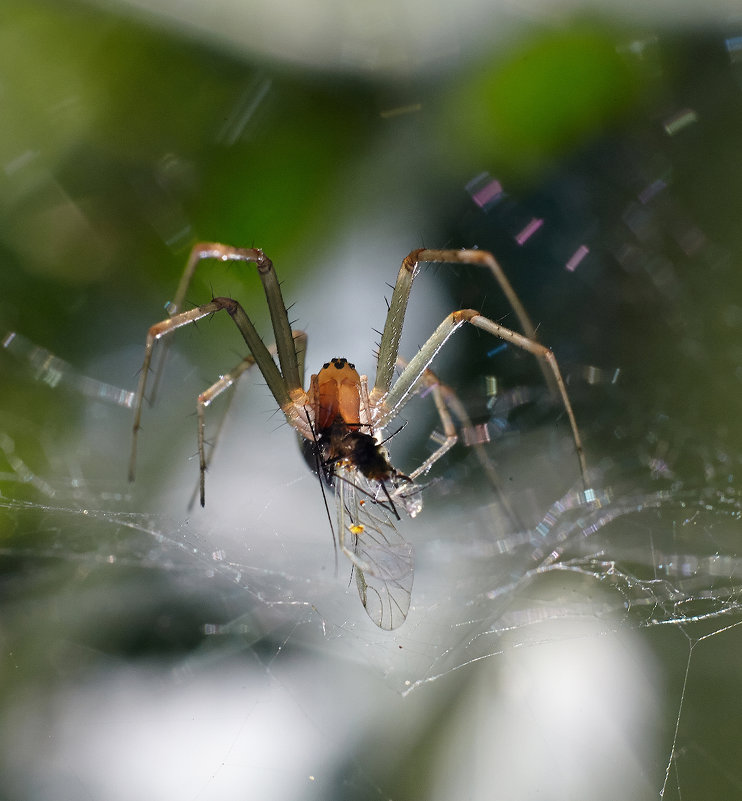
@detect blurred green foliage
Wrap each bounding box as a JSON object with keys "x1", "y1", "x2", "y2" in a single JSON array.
[
  {"x1": 3, "y1": 7, "x2": 742, "y2": 801},
  {"x1": 440, "y1": 23, "x2": 645, "y2": 180},
  {"x1": 0, "y1": 3, "x2": 650, "y2": 332},
  {"x1": 0, "y1": 1, "x2": 382, "y2": 359}
]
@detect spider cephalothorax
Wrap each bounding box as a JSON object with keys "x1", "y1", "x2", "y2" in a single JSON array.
[
  {"x1": 310, "y1": 357, "x2": 365, "y2": 432},
  {"x1": 129, "y1": 242, "x2": 588, "y2": 628}
]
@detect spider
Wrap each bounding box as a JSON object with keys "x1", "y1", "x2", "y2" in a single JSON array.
[{"x1": 129, "y1": 242, "x2": 588, "y2": 628}]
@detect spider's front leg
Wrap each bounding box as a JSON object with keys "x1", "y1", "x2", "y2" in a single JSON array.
[
  {"x1": 129, "y1": 293, "x2": 306, "y2": 486},
  {"x1": 369, "y1": 248, "x2": 588, "y2": 489},
  {"x1": 386, "y1": 310, "x2": 589, "y2": 488},
  {"x1": 129, "y1": 300, "x2": 229, "y2": 483},
  {"x1": 149, "y1": 242, "x2": 304, "y2": 407},
  {"x1": 130, "y1": 241, "x2": 311, "y2": 492}
]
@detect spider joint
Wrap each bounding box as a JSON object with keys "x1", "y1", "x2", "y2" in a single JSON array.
[
  {"x1": 212, "y1": 296, "x2": 238, "y2": 315},
  {"x1": 255, "y1": 252, "x2": 273, "y2": 274},
  {"x1": 288, "y1": 387, "x2": 308, "y2": 404},
  {"x1": 402, "y1": 248, "x2": 425, "y2": 273},
  {"x1": 451, "y1": 309, "x2": 479, "y2": 325}
]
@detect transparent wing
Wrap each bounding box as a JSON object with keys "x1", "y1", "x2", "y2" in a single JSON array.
[{"x1": 335, "y1": 465, "x2": 414, "y2": 630}]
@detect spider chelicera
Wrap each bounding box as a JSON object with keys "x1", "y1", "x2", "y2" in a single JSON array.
[{"x1": 129, "y1": 243, "x2": 588, "y2": 629}]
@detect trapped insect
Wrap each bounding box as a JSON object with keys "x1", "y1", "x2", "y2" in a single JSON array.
[{"x1": 129, "y1": 243, "x2": 588, "y2": 629}]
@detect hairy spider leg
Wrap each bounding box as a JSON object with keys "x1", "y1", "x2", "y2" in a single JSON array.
[
  {"x1": 195, "y1": 352, "x2": 255, "y2": 508},
  {"x1": 131, "y1": 301, "x2": 224, "y2": 481},
  {"x1": 392, "y1": 360, "x2": 458, "y2": 483},
  {"x1": 131, "y1": 243, "x2": 311, "y2": 483},
  {"x1": 372, "y1": 248, "x2": 554, "y2": 401},
  {"x1": 396, "y1": 356, "x2": 524, "y2": 529},
  {"x1": 378, "y1": 309, "x2": 588, "y2": 488},
  {"x1": 192, "y1": 330, "x2": 308, "y2": 507},
  {"x1": 173, "y1": 243, "x2": 303, "y2": 393},
  {"x1": 130, "y1": 295, "x2": 311, "y2": 484},
  {"x1": 149, "y1": 243, "x2": 304, "y2": 407}
]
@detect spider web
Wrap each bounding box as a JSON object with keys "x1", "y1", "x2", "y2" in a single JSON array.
[
  {"x1": 3, "y1": 35, "x2": 742, "y2": 794},
  {"x1": 1, "y1": 342, "x2": 741, "y2": 800}
]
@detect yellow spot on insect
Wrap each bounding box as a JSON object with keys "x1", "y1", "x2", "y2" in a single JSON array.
[{"x1": 350, "y1": 524, "x2": 364, "y2": 535}]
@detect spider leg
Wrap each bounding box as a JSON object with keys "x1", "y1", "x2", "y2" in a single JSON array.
[
  {"x1": 129, "y1": 294, "x2": 307, "y2": 483},
  {"x1": 372, "y1": 248, "x2": 552, "y2": 403},
  {"x1": 380, "y1": 310, "x2": 588, "y2": 488},
  {"x1": 396, "y1": 357, "x2": 524, "y2": 529},
  {"x1": 152, "y1": 242, "x2": 303, "y2": 402},
  {"x1": 194, "y1": 353, "x2": 255, "y2": 508},
  {"x1": 194, "y1": 330, "x2": 307, "y2": 508},
  {"x1": 391, "y1": 360, "x2": 457, "y2": 483},
  {"x1": 131, "y1": 300, "x2": 226, "y2": 482}
]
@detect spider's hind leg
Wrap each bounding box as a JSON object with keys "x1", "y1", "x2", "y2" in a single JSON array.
[
  {"x1": 194, "y1": 330, "x2": 308, "y2": 508},
  {"x1": 193, "y1": 353, "x2": 256, "y2": 509},
  {"x1": 396, "y1": 358, "x2": 524, "y2": 529}
]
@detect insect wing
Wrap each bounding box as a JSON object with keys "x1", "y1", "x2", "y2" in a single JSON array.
[{"x1": 336, "y1": 465, "x2": 414, "y2": 630}]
